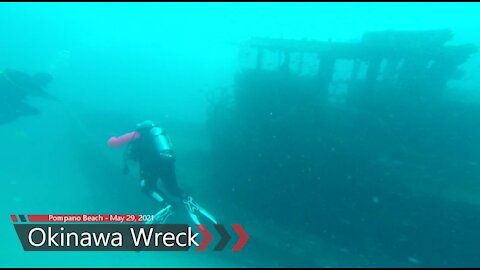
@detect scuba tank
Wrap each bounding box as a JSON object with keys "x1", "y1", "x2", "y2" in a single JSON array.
[
  {"x1": 107, "y1": 120, "x2": 173, "y2": 175},
  {"x1": 134, "y1": 120, "x2": 174, "y2": 162},
  {"x1": 149, "y1": 125, "x2": 173, "y2": 153}
]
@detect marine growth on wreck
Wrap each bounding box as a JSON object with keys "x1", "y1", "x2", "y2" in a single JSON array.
[{"x1": 206, "y1": 30, "x2": 479, "y2": 266}]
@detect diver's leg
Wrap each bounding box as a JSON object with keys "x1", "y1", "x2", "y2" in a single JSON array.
[
  {"x1": 0, "y1": 100, "x2": 24, "y2": 124},
  {"x1": 158, "y1": 152, "x2": 185, "y2": 199},
  {"x1": 139, "y1": 170, "x2": 175, "y2": 224},
  {"x1": 157, "y1": 152, "x2": 217, "y2": 225},
  {"x1": 139, "y1": 170, "x2": 169, "y2": 205}
]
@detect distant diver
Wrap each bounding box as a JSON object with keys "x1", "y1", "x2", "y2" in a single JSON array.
[
  {"x1": 108, "y1": 120, "x2": 218, "y2": 226},
  {"x1": 0, "y1": 68, "x2": 55, "y2": 124}
]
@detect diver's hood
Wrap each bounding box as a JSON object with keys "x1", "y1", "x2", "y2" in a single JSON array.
[{"x1": 136, "y1": 120, "x2": 156, "y2": 131}]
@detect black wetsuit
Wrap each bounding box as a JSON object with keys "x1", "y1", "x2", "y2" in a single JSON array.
[
  {"x1": 0, "y1": 70, "x2": 43, "y2": 123},
  {"x1": 127, "y1": 126, "x2": 184, "y2": 203},
  {"x1": 123, "y1": 122, "x2": 218, "y2": 226}
]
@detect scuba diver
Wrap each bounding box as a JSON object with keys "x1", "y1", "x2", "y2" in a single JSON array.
[
  {"x1": 0, "y1": 68, "x2": 54, "y2": 124},
  {"x1": 108, "y1": 120, "x2": 217, "y2": 225}
]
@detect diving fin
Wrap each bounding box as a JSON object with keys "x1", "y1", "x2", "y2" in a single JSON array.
[
  {"x1": 146, "y1": 204, "x2": 174, "y2": 225},
  {"x1": 183, "y1": 196, "x2": 218, "y2": 225}
]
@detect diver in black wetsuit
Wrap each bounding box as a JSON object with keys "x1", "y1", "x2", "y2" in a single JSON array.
[
  {"x1": 126, "y1": 120, "x2": 185, "y2": 203},
  {"x1": 119, "y1": 120, "x2": 217, "y2": 225},
  {"x1": 0, "y1": 68, "x2": 54, "y2": 124}
]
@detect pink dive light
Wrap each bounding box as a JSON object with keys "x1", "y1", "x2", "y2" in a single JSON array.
[{"x1": 108, "y1": 131, "x2": 141, "y2": 148}]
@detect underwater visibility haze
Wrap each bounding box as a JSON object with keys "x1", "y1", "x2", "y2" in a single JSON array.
[{"x1": 1, "y1": 2, "x2": 480, "y2": 268}]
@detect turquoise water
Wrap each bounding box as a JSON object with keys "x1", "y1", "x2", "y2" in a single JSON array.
[{"x1": 1, "y1": 2, "x2": 480, "y2": 267}]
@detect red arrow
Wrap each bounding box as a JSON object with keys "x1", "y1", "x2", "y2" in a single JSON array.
[
  {"x1": 195, "y1": 224, "x2": 212, "y2": 251},
  {"x1": 232, "y1": 224, "x2": 249, "y2": 251}
]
